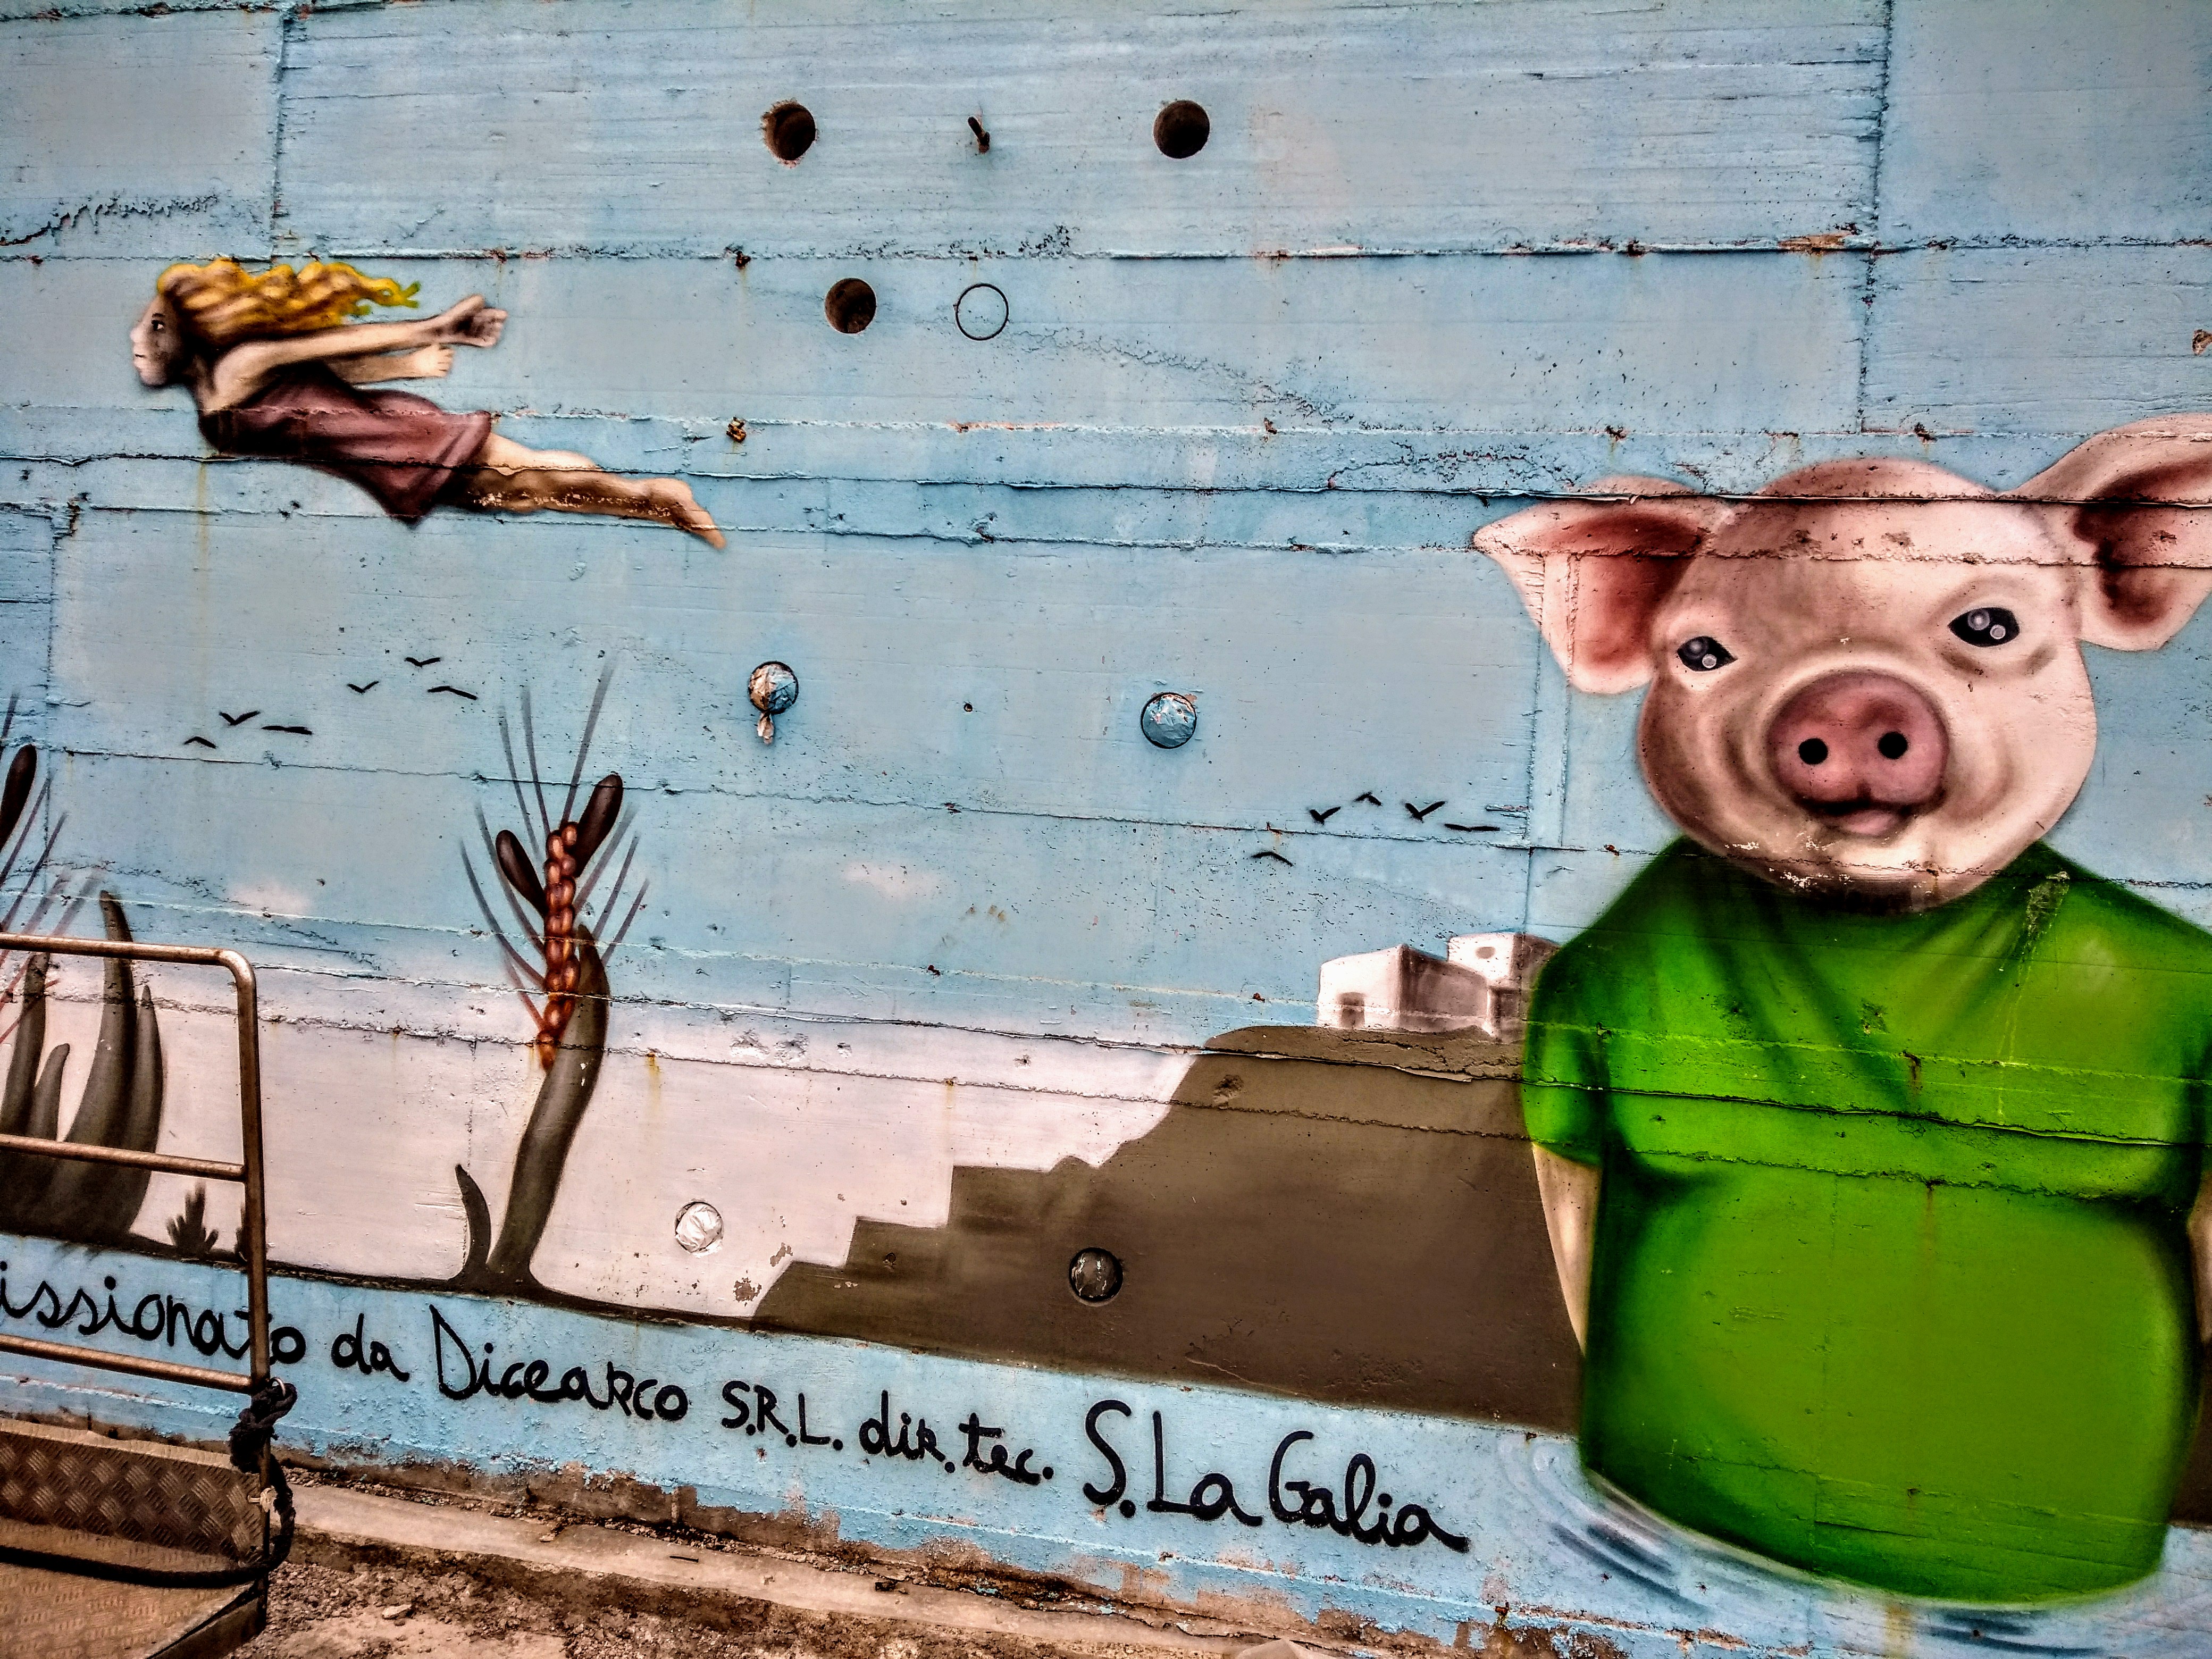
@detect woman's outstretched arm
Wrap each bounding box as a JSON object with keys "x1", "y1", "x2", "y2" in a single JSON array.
[{"x1": 202, "y1": 296, "x2": 504, "y2": 411}]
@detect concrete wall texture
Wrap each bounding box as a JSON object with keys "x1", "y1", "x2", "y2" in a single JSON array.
[{"x1": 6, "y1": 2, "x2": 2212, "y2": 1653}]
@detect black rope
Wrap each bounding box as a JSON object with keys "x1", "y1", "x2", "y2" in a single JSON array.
[
  {"x1": 0, "y1": 1540, "x2": 270, "y2": 1590},
  {"x1": 229, "y1": 1376, "x2": 298, "y2": 1575},
  {"x1": 229, "y1": 1377, "x2": 297, "y2": 1478},
  {"x1": 0, "y1": 1379, "x2": 298, "y2": 1591}
]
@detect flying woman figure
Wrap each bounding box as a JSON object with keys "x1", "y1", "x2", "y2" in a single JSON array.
[{"x1": 130, "y1": 259, "x2": 723, "y2": 546}]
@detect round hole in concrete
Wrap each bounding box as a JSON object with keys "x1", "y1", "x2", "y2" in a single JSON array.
[
  {"x1": 1068, "y1": 1247, "x2": 1123, "y2": 1303},
  {"x1": 825, "y1": 278, "x2": 876, "y2": 334},
  {"x1": 954, "y1": 282, "x2": 1009, "y2": 341},
  {"x1": 1153, "y1": 100, "x2": 1210, "y2": 159},
  {"x1": 749, "y1": 660, "x2": 799, "y2": 717},
  {"x1": 1139, "y1": 691, "x2": 1197, "y2": 749},
  {"x1": 675, "y1": 1200, "x2": 724, "y2": 1254},
  {"x1": 763, "y1": 101, "x2": 816, "y2": 163}
]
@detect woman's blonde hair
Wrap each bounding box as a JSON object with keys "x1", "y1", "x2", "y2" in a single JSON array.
[{"x1": 154, "y1": 258, "x2": 420, "y2": 349}]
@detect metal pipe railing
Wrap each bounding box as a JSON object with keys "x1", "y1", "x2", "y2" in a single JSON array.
[
  {"x1": 0, "y1": 934, "x2": 266, "y2": 1396},
  {"x1": 0, "y1": 1135, "x2": 244, "y2": 1182}
]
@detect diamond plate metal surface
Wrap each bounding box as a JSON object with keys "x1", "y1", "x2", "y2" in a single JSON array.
[
  {"x1": 0, "y1": 1551, "x2": 259, "y2": 1659},
  {"x1": 0, "y1": 1421, "x2": 265, "y2": 1564}
]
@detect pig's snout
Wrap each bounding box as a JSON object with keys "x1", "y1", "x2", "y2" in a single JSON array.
[{"x1": 1766, "y1": 673, "x2": 1947, "y2": 837}]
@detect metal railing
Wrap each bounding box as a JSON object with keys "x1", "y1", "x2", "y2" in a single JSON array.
[{"x1": 0, "y1": 934, "x2": 267, "y2": 1395}]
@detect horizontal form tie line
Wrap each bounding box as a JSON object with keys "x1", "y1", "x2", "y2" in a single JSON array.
[{"x1": 19, "y1": 236, "x2": 2203, "y2": 263}]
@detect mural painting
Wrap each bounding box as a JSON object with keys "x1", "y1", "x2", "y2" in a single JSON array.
[
  {"x1": 13, "y1": 393, "x2": 2212, "y2": 1640},
  {"x1": 453, "y1": 672, "x2": 644, "y2": 1298},
  {"x1": 1477, "y1": 426, "x2": 2212, "y2": 1603},
  {"x1": 130, "y1": 260, "x2": 723, "y2": 546},
  {"x1": 747, "y1": 425, "x2": 2212, "y2": 1609},
  {"x1": 0, "y1": 714, "x2": 177, "y2": 1252},
  {"x1": 8, "y1": 8, "x2": 2212, "y2": 1652}
]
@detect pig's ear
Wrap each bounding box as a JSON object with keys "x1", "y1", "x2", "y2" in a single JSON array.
[
  {"x1": 1469, "y1": 479, "x2": 1723, "y2": 693},
  {"x1": 2014, "y1": 416, "x2": 2212, "y2": 651}
]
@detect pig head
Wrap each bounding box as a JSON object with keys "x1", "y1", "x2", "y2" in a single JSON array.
[{"x1": 1472, "y1": 416, "x2": 2212, "y2": 908}]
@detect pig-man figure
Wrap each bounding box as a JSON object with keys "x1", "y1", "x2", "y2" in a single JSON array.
[{"x1": 1473, "y1": 416, "x2": 2212, "y2": 1604}]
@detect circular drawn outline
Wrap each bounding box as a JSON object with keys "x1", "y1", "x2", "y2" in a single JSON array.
[{"x1": 955, "y1": 282, "x2": 1010, "y2": 341}]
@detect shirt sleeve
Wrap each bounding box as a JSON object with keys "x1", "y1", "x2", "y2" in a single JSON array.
[{"x1": 1519, "y1": 947, "x2": 1606, "y2": 1167}]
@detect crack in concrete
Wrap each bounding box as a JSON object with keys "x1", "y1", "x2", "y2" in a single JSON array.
[{"x1": 0, "y1": 192, "x2": 228, "y2": 247}]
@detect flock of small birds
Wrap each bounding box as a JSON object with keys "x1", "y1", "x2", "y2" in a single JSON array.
[
  {"x1": 1251, "y1": 791, "x2": 1510, "y2": 867},
  {"x1": 179, "y1": 669, "x2": 1515, "y2": 878},
  {"x1": 179, "y1": 653, "x2": 472, "y2": 751}
]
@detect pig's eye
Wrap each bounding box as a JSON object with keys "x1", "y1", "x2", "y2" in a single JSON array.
[
  {"x1": 1949, "y1": 607, "x2": 2019, "y2": 648},
  {"x1": 1676, "y1": 636, "x2": 1735, "y2": 673}
]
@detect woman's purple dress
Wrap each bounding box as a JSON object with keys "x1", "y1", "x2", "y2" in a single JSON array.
[{"x1": 200, "y1": 365, "x2": 496, "y2": 522}]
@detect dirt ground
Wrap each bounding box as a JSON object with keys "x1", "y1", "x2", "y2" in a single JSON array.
[
  {"x1": 245, "y1": 1557, "x2": 717, "y2": 1659},
  {"x1": 239, "y1": 1553, "x2": 1225, "y2": 1659}
]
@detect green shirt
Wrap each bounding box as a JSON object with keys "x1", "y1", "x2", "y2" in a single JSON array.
[{"x1": 1523, "y1": 839, "x2": 2212, "y2": 1602}]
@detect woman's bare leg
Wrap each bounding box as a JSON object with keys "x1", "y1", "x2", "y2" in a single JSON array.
[{"x1": 457, "y1": 433, "x2": 724, "y2": 547}]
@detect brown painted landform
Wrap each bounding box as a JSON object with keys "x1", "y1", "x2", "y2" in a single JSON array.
[{"x1": 758, "y1": 1024, "x2": 1581, "y2": 1430}]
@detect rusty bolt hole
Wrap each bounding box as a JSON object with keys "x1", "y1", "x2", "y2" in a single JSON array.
[
  {"x1": 1068, "y1": 1247, "x2": 1123, "y2": 1304},
  {"x1": 1153, "y1": 100, "x2": 1209, "y2": 160},
  {"x1": 825, "y1": 278, "x2": 876, "y2": 334},
  {"x1": 764, "y1": 101, "x2": 816, "y2": 163}
]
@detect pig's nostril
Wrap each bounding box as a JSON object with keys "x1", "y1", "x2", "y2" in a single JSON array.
[
  {"x1": 1797, "y1": 738, "x2": 1829, "y2": 766},
  {"x1": 1878, "y1": 731, "x2": 1909, "y2": 760}
]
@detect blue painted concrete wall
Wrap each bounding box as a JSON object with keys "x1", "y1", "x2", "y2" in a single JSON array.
[{"x1": 5, "y1": 2, "x2": 2212, "y2": 1653}]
